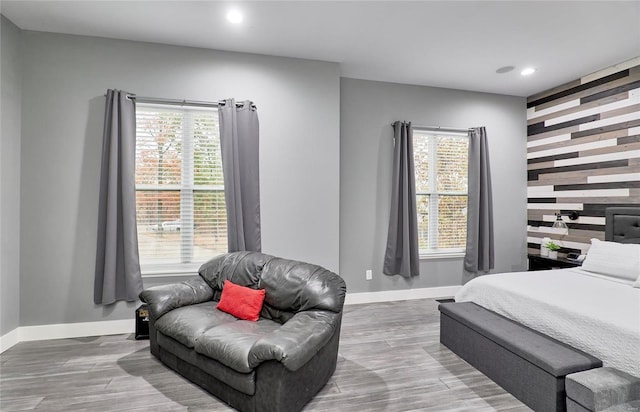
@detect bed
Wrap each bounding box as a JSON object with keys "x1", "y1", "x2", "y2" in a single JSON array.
[
  {"x1": 455, "y1": 267, "x2": 639, "y2": 378},
  {"x1": 440, "y1": 207, "x2": 640, "y2": 410}
]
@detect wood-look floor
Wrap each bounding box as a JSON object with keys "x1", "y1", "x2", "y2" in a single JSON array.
[{"x1": 0, "y1": 299, "x2": 530, "y2": 411}]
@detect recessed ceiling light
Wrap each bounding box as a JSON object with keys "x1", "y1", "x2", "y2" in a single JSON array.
[
  {"x1": 521, "y1": 67, "x2": 536, "y2": 76},
  {"x1": 226, "y1": 10, "x2": 243, "y2": 24},
  {"x1": 496, "y1": 66, "x2": 515, "y2": 74}
]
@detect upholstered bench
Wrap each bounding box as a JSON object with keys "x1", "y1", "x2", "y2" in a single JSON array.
[
  {"x1": 566, "y1": 367, "x2": 640, "y2": 412},
  {"x1": 439, "y1": 302, "x2": 602, "y2": 412}
]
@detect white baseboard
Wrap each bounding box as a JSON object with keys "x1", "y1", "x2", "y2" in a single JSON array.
[
  {"x1": 344, "y1": 285, "x2": 460, "y2": 305},
  {"x1": 1, "y1": 319, "x2": 135, "y2": 353},
  {"x1": 1, "y1": 287, "x2": 459, "y2": 353},
  {"x1": 19, "y1": 319, "x2": 135, "y2": 342},
  {"x1": 0, "y1": 328, "x2": 20, "y2": 353}
]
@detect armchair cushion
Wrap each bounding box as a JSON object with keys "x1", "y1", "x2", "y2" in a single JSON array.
[
  {"x1": 154, "y1": 301, "x2": 237, "y2": 348},
  {"x1": 248, "y1": 310, "x2": 340, "y2": 371},
  {"x1": 140, "y1": 277, "x2": 214, "y2": 320},
  {"x1": 259, "y1": 261, "x2": 345, "y2": 313},
  {"x1": 195, "y1": 319, "x2": 281, "y2": 373},
  {"x1": 199, "y1": 251, "x2": 272, "y2": 291},
  {"x1": 198, "y1": 252, "x2": 346, "y2": 316}
]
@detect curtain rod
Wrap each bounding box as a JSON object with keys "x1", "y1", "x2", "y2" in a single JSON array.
[
  {"x1": 133, "y1": 96, "x2": 257, "y2": 109},
  {"x1": 391, "y1": 123, "x2": 471, "y2": 134},
  {"x1": 104, "y1": 93, "x2": 257, "y2": 109},
  {"x1": 130, "y1": 96, "x2": 220, "y2": 108}
]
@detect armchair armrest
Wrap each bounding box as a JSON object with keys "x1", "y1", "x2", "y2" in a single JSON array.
[
  {"x1": 248, "y1": 310, "x2": 341, "y2": 371},
  {"x1": 139, "y1": 276, "x2": 214, "y2": 320}
]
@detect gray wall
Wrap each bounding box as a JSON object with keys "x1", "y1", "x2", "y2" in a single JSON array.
[
  {"x1": 19, "y1": 31, "x2": 340, "y2": 326},
  {"x1": 11, "y1": 28, "x2": 527, "y2": 328},
  {"x1": 340, "y1": 77, "x2": 527, "y2": 293},
  {"x1": 1, "y1": 16, "x2": 22, "y2": 336}
]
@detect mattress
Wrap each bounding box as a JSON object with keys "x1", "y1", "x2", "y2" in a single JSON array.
[{"x1": 455, "y1": 268, "x2": 640, "y2": 377}]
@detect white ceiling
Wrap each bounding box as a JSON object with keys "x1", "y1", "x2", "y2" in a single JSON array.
[{"x1": 2, "y1": 1, "x2": 640, "y2": 97}]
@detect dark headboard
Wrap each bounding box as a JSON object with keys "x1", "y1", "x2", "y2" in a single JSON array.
[{"x1": 605, "y1": 207, "x2": 640, "y2": 244}]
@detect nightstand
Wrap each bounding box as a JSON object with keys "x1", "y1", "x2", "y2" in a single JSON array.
[{"x1": 527, "y1": 254, "x2": 582, "y2": 271}]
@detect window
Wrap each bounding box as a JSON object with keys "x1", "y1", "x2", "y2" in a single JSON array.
[
  {"x1": 135, "y1": 104, "x2": 227, "y2": 273},
  {"x1": 413, "y1": 129, "x2": 468, "y2": 256}
]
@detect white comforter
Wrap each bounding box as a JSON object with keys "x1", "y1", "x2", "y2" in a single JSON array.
[{"x1": 455, "y1": 269, "x2": 640, "y2": 377}]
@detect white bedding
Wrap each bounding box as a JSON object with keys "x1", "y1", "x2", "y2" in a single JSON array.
[{"x1": 455, "y1": 268, "x2": 640, "y2": 377}]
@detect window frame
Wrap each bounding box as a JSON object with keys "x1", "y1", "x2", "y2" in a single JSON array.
[
  {"x1": 412, "y1": 128, "x2": 469, "y2": 259},
  {"x1": 135, "y1": 103, "x2": 226, "y2": 275}
]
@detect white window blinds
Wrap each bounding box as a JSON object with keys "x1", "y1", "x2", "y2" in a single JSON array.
[
  {"x1": 413, "y1": 130, "x2": 469, "y2": 254},
  {"x1": 135, "y1": 104, "x2": 227, "y2": 273}
]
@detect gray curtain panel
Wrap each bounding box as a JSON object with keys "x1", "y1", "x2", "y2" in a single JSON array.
[
  {"x1": 94, "y1": 89, "x2": 143, "y2": 304},
  {"x1": 219, "y1": 99, "x2": 262, "y2": 252},
  {"x1": 383, "y1": 121, "x2": 420, "y2": 278},
  {"x1": 464, "y1": 126, "x2": 495, "y2": 276}
]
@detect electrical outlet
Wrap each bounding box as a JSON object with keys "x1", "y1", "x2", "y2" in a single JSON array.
[{"x1": 365, "y1": 270, "x2": 372, "y2": 281}]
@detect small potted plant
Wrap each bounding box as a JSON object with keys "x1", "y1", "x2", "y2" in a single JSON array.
[{"x1": 545, "y1": 241, "x2": 561, "y2": 259}]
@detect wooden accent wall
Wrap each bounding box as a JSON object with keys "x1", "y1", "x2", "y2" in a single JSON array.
[{"x1": 527, "y1": 58, "x2": 640, "y2": 255}]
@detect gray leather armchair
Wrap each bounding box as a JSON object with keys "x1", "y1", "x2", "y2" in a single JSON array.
[{"x1": 139, "y1": 251, "x2": 346, "y2": 412}]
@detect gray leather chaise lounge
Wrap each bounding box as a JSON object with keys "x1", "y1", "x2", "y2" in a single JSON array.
[{"x1": 139, "y1": 251, "x2": 347, "y2": 412}]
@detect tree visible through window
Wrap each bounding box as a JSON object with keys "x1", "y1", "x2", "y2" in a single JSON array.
[
  {"x1": 413, "y1": 130, "x2": 468, "y2": 254},
  {"x1": 135, "y1": 104, "x2": 227, "y2": 272}
]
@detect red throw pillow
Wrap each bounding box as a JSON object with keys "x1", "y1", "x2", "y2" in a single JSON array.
[{"x1": 217, "y1": 280, "x2": 266, "y2": 321}]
